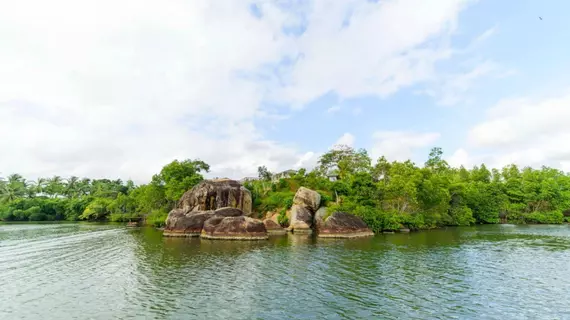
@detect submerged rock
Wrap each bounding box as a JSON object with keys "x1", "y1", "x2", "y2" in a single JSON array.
[
  {"x1": 177, "y1": 179, "x2": 252, "y2": 215},
  {"x1": 263, "y1": 219, "x2": 286, "y2": 236},
  {"x1": 163, "y1": 209, "x2": 215, "y2": 237},
  {"x1": 317, "y1": 212, "x2": 374, "y2": 238},
  {"x1": 201, "y1": 216, "x2": 268, "y2": 240}
]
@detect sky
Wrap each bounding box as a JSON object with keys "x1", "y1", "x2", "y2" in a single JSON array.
[{"x1": 1, "y1": 0, "x2": 570, "y2": 183}]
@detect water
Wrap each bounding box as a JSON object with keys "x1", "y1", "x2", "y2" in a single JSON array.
[{"x1": 1, "y1": 223, "x2": 570, "y2": 319}]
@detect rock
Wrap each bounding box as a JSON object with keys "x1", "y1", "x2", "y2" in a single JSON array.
[
  {"x1": 263, "y1": 219, "x2": 286, "y2": 236},
  {"x1": 399, "y1": 228, "x2": 411, "y2": 233},
  {"x1": 293, "y1": 187, "x2": 321, "y2": 212},
  {"x1": 213, "y1": 207, "x2": 245, "y2": 217},
  {"x1": 163, "y1": 206, "x2": 246, "y2": 237},
  {"x1": 290, "y1": 204, "x2": 313, "y2": 232},
  {"x1": 177, "y1": 179, "x2": 252, "y2": 215},
  {"x1": 163, "y1": 209, "x2": 215, "y2": 237},
  {"x1": 314, "y1": 207, "x2": 328, "y2": 229},
  {"x1": 201, "y1": 216, "x2": 268, "y2": 240},
  {"x1": 317, "y1": 212, "x2": 374, "y2": 238}
]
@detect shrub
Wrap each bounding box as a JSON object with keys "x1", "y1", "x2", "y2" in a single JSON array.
[
  {"x1": 109, "y1": 212, "x2": 141, "y2": 222},
  {"x1": 446, "y1": 205, "x2": 475, "y2": 226},
  {"x1": 277, "y1": 208, "x2": 289, "y2": 227},
  {"x1": 317, "y1": 191, "x2": 332, "y2": 207},
  {"x1": 278, "y1": 178, "x2": 289, "y2": 191},
  {"x1": 525, "y1": 211, "x2": 564, "y2": 224},
  {"x1": 284, "y1": 198, "x2": 293, "y2": 209},
  {"x1": 259, "y1": 191, "x2": 295, "y2": 212},
  {"x1": 146, "y1": 209, "x2": 169, "y2": 228}
]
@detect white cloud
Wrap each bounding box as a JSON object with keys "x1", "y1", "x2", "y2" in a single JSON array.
[
  {"x1": 352, "y1": 107, "x2": 362, "y2": 116},
  {"x1": 334, "y1": 133, "x2": 355, "y2": 147},
  {"x1": 277, "y1": 0, "x2": 472, "y2": 105},
  {"x1": 326, "y1": 105, "x2": 341, "y2": 114},
  {"x1": 456, "y1": 91, "x2": 570, "y2": 171},
  {"x1": 447, "y1": 148, "x2": 472, "y2": 168},
  {"x1": 370, "y1": 131, "x2": 441, "y2": 162},
  {"x1": 433, "y1": 60, "x2": 501, "y2": 106},
  {"x1": 0, "y1": 0, "x2": 475, "y2": 182}
]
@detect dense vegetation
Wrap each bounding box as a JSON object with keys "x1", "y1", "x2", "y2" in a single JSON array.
[
  {"x1": 245, "y1": 146, "x2": 570, "y2": 232},
  {"x1": 2, "y1": 146, "x2": 570, "y2": 231},
  {"x1": 0, "y1": 159, "x2": 209, "y2": 227}
]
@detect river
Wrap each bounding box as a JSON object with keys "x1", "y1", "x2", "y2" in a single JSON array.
[{"x1": 1, "y1": 223, "x2": 569, "y2": 319}]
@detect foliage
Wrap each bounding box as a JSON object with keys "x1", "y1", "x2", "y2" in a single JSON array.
[
  {"x1": 145, "y1": 209, "x2": 169, "y2": 228},
  {"x1": 151, "y1": 159, "x2": 209, "y2": 206},
  {"x1": 257, "y1": 166, "x2": 272, "y2": 181},
  {"x1": 2, "y1": 149, "x2": 570, "y2": 231},
  {"x1": 277, "y1": 208, "x2": 289, "y2": 227}
]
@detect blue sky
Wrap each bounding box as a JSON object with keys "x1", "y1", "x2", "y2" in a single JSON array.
[{"x1": 1, "y1": 0, "x2": 570, "y2": 182}]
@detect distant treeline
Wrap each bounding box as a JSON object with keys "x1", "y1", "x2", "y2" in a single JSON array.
[{"x1": 2, "y1": 146, "x2": 570, "y2": 231}]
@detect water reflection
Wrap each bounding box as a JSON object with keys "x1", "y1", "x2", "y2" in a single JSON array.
[{"x1": 2, "y1": 223, "x2": 570, "y2": 319}]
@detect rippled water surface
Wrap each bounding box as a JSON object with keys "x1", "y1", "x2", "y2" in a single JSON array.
[{"x1": 1, "y1": 223, "x2": 570, "y2": 319}]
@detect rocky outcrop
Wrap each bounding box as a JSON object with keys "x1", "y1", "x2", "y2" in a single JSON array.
[
  {"x1": 292, "y1": 187, "x2": 321, "y2": 212},
  {"x1": 163, "y1": 206, "x2": 246, "y2": 237},
  {"x1": 163, "y1": 209, "x2": 215, "y2": 237},
  {"x1": 317, "y1": 211, "x2": 374, "y2": 238},
  {"x1": 177, "y1": 179, "x2": 252, "y2": 215},
  {"x1": 290, "y1": 205, "x2": 314, "y2": 233},
  {"x1": 201, "y1": 216, "x2": 268, "y2": 240},
  {"x1": 289, "y1": 187, "x2": 321, "y2": 233},
  {"x1": 314, "y1": 207, "x2": 328, "y2": 229},
  {"x1": 263, "y1": 219, "x2": 286, "y2": 235}
]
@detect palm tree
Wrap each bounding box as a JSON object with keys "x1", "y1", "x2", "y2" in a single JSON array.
[
  {"x1": 65, "y1": 176, "x2": 80, "y2": 198},
  {"x1": 0, "y1": 175, "x2": 25, "y2": 203},
  {"x1": 46, "y1": 176, "x2": 64, "y2": 198},
  {"x1": 78, "y1": 178, "x2": 91, "y2": 196},
  {"x1": 34, "y1": 178, "x2": 47, "y2": 195}
]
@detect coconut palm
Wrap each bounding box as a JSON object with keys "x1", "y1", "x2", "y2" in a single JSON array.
[
  {"x1": 65, "y1": 176, "x2": 80, "y2": 198},
  {"x1": 46, "y1": 176, "x2": 64, "y2": 198}
]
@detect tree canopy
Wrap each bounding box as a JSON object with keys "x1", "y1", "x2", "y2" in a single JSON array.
[{"x1": 2, "y1": 149, "x2": 570, "y2": 231}]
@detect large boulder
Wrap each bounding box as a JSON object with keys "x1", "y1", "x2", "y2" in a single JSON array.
[
  {"x1": 263, "y1": 219, "x2": 286, "y2": 236},
  {"x1": 163, "y1": 209, "x2": 215, "y2": 237},
  {"x1": 293, "y1": 187, "x2": 321, "y2": 212},
  {"x1": 163, "y1": 207, "x2": 245, "y2": 237},
  {"x1": 317, "y1": 212, "x2": 374, "y2": 238},
  {"x1": 290, "y1": 204, "x2": 313, "y2": 233},
  {"x1": 314, "y1": 206, "x2": 328, "y2": 229},
  {"x1": 177, "y1": 179, "x2": 252, "y2": 215},
  {"x1": 289, "y1": 187, "x2": 321, "y2": 233},
  {"x1": 202, "y1": 216, "x2": 268, "y2": 240}
]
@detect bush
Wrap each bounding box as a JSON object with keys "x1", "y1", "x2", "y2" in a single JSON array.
[
  {"x1": 317, "y1": 191, "x2": 332, "y2": 207},
  {"x1": 146, "y1": 209, "x2": 168, "y2": 228},
  {"x1": 446, "y1": 205, "x2": 475, "y2": 226},
  {"x1": 109, "y1": 212, "x2": 141, "y2": 222},
  {"x1": 525, "y1": 211, "x2": 564, "y2": 224},
  {"x1": 398, "y1": 213, "x2": 426, "y2": 230},
  {"x1": 283, "y1": 198, "x2": 293, "y2": 209},
  {"x1": 277, "y1": 208, "x2": 289, "y2": 227},
  {"x1": 278, "y1": 178, "x2": 289, "y2": 191},
  {"x1": 80, "y1": 198, "x2": 113, "y2": 221},
  {"x1": 259, "y1": 191, "x2": 295, "y2": 212},
  {"x1": 352, "y1": 207, "x2": 399, "y2": 233}
]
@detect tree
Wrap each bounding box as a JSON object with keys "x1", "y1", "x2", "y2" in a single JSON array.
[
  {"x1": 151, "y1": 159, "x2": 210, "y2": 206},
  {"x1": 318, "y1": 145, "x2": 371, "y2": 180},
  {"x1": 65, "y1": 176, "x2": 80, "y2": 198},
  {"x1": 45, "y1": 176, "x2": 64, "y2": 198},
  {"x1": 257, "y1": 166, "x2": 272, "y2": 181}
]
